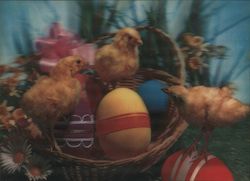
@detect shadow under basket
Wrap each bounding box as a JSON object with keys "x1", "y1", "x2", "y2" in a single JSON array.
[{"x1": 40, "y1": 26, "x2": 188, "y2": 181}]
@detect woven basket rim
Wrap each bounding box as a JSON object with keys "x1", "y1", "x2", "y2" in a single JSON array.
[{"x1": 47, "y1": 112, "x2": 187, "y2": 167}]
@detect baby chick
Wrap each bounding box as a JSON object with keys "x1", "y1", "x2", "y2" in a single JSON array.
[
  {"x1": 21, "y1": 56, "x2": 87, "y2": 151},
  {"x1": 164, "y1": 85, "x2": 250, "y2": 156},
  {"x1": 95, "y1": 27, "x2": 142, "y2": 87}
]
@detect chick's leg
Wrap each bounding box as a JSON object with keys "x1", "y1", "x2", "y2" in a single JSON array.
[
  {"x1": 191, "y1": 133, "x2": 202, "y2": 151},
  {"x1": 41, "y1": 123, "x2": 62, "y2": 152},
  {"x1": 182, "y1": 127, "x2": 212, "y2": 163},
  {"x1": 48, "y1": 125, "x2": 62, "y2": 153},
  {"x1": 183, "y1": 131, "x2": 202, "y2": 157},
  {"x1": 199, "y1": 125, "x2": 213, "y2": 161}
]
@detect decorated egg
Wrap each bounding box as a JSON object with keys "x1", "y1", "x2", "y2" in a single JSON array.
[
  {"x1": 54, "y1": 74, "x2": 104, "y2": 158},
  {"x1": 161, "y1": 150, "x2": 234, "y2": 181},
  {"x1": 96, "y1": 88, "x2": 151, "y2": 160},
  {"x1": 137, "y1": 80, "x2": 169, "y2": 113}
]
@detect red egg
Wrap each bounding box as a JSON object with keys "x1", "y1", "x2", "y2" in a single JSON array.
[{"x1": 161, "y1": 150, "x2": 234, "y2": 181}]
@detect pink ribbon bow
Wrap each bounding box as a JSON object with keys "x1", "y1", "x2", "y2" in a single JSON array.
[{"x1": 36, "y1": 22, "x2": 95, "y2": 73}]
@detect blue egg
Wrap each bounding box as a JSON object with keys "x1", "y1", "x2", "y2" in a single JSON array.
[{"x1": 137, "y1": 80, "x2": 169, "y2": 113}]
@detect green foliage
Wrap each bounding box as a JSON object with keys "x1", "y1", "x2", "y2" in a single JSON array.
[
  {"x1": 144, "y1": 0, "x2": 167, "y2": 29},
  {"x1": 78, "y1": 0, "x2": 121, "y2": 41}
]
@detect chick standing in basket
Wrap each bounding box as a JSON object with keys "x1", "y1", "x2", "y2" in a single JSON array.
[
  {"x1": 21, "y1": 56, "x2": 88, "y2": 152},
  {"x1": 95, "y1": 27, "x2": 143, "y2": 88},
  {"x1": 164, "y1": 85, "x2": 250, "y2": 156}
]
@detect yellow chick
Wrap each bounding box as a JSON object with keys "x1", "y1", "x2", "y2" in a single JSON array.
[
  {"x1": 21, "y1": 56, "x2": 88, "y2": 151},
  {"x1": 164, "y1": 85, "x2": 250, "y2": 127},
  {"x1": 95, "y1": 27, "x2": 142, "y2": 86},
  {"x1": 164, "y1": 85, "x2": 250, "y2": 154}
]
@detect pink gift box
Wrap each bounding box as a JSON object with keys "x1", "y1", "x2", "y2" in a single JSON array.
[{"x1": 36, "y1": 22, "x2": 95, "y2": 74}]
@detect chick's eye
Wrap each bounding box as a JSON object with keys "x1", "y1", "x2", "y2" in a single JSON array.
[
  {"x1": 76, "y1": 60, "x2": 81, "y2": 64},
  {"x1": 127, "y1": 35, "x2": 133, "y2": 40}
]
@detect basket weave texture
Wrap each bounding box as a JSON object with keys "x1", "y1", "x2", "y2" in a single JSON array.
[{"x1": 41, "y1": 26, "x2": 188, "y2": 181}]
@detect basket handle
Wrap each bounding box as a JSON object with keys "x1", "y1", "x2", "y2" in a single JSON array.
[{"x1": 92, "y1": 26, "x2": 186, "y2": 85}]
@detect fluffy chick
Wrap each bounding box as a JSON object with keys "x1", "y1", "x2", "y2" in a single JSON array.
[
  {"x1": 164, "y1": 85, "x2": 250, "y2": 154},
  {"x1": 95, "y1": 27, "x2": 142, "y2": 86},
  {"x1": 165, "y1": 85, "x2": 250, "y2": 128},
  {"x1": 21, "y1": 56, "x2": 87, "y2": 151}
]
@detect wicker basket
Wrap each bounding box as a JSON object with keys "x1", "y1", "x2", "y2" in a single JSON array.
[{"x1": 40, "y1": 26, "x2": 188, "y2": 181}]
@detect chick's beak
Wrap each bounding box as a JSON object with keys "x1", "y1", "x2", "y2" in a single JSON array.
[
  {"x1": 137, "y1": 39, "x2": 143, "y2": 46},
  {"x1": 162, "y1": 88, "x2": 177, "y2": 99},
  {"x1": 162, "y1": 88, "x2": 170, "y2": 94},
  {"x1": 80, "y1": 64, "x2": 95, "y2": 75},
  {"x1": 79, "y1": 58, "x2": 90, "y2": 69}
]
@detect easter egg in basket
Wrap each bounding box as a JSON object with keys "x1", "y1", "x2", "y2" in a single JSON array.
[
  {"x1": 54, "y1": 74, "x2": 104, "y2": 158},
  {"x1": 96, "y1": 88, "x2": 151, "y2": 160},
  {"x1": 137, "y1": 80, "x2": 169, "y2": 114},
  {"x1": 54, "y1": 97, "x2": 95, "y2": 157}
]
